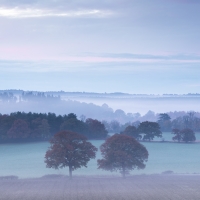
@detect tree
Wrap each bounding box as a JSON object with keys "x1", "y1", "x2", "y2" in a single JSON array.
[
  {"x1": 44, "y1": 131, "x2": 97, "y2": 179},
  {"x1": 172, "y1": 128, "x2": 196, "y2": 143},
  {"x1": 181, "y1": 128, "x2": 196, "y2": 143},
  {"x1": 0, "y1": 114, "x2": 15, "y2": 139},
  {"x1": 172, "y1": 128, "x2": 182, "y2": 142},
  {"x1": 31, "y1": 118, "x2": 50, "y2": 139},
  {"x1": 7, "y1": 119, "x2": 30, "y2": 139},
  {"x1": 109, "y1": 120, "x2": 121, "y2": 133},
  {"x1": 60, "y1": 118, "x2": 87, "y2": 135},
  {"x1": 158, "y1": 113, "x2": 171, "y2": 121},
  {"x1": 97, "y1": 134, "x2": 148, "y2": 178},
  {"x1": 158, "y1": 113, "x2": 171, "y2": 131},
  {"x1": 85, "y1": 118, "x2": 108, "y2": 139},
  {"x1": 138, "y1": 121, "x2": 162, "y2": 141},
  {"x1": 121, "y1": 125, "x2": 142, "y2": 140}
]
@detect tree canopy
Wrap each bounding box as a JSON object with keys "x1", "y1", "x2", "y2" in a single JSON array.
[
  {"x1": 157, "y1": 113, "x2": 171, "y2": 131},
  {"x1": 172, "y1": 128, "x2": 196, "y2": 143},
  {"x1": 85, "y1": 118, "x2": 108, "y2": 139},
  {"x1": 121, "y1": 125, "x2": 141, "y2": 140},
  {"x1": 97, "y1": 134, "x2": 148, "y2": 178},
  {"x1": 7, "y1": 119, "x2": 30, "y2": 139},
  {"x1": 181, "y1": 128, "x2": 196, "y2": 142},
  {"x1": 0, "y1": 112, "x2": 108, "y2": 141},
  {"x1": 138, "y1": 121, "x2": 162, "y2": 141},
  {"x1": 45, "y1": 131, "x2": 97, "y2": 179}
]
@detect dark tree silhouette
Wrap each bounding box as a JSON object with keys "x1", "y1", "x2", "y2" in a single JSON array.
[
  {"x1": 181, "y1": 128, "x2": 196, "y2": 143},
  {"x1": 85, "y1": 118, "x2": 108, "y2": 139},
  {"x1": 7, "y1": 119, "x2": 30, "y2": 139},
  {"x1": 121, "y1": 125, "x2": 141, "y2": 140},
  {"x1": 158, "y1": 113, "x2": 171, "y2": 131},
  {"x1": 0, "y1": 114, "x2": 15, "y2": 139},
  {"x1": 45, "y1": 131, "x2": 97, "y2": 179},
  {"x1": 60, "y1": 118, "x2": 87, "y2": 134},
  {"x1": 159, "y1": 113, "x2": 171, "y2": 121},
  {"x1": 97, "y1": 134, "x2": 148, "y2": 178},
  {"x1": 138, "y1": 121, "x2": 162, "y2": 141},
  {"x1": 172, "y1": 128, "x2": 196, "y2": 143},
  {"x1": 31, "y1": 118, "x2": 50, "y2": 139},
  {"x1": 172, "y1": 128, "x2": 182, "y2": 142}
]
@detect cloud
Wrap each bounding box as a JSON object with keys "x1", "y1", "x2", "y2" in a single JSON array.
[
  {"x1": 1, "y1": 53, "x2": 200, "y2": 73},
  {"x1": 0, "y1": 7, "x2": 113, "y2": 18},
  {"x1": 2, "y1": 53, "x2": 200, "y2": 67},
  {"x1": 77, "y1": 53, "x2": 200, "y2": 64}
]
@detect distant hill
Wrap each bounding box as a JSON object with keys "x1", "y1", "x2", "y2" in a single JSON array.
[{"x1": 1, "y1": 90, "x2": 200, "y2": 123}]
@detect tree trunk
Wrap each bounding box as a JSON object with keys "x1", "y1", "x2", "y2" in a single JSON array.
[{"x1": 69, "y1": 166, "x2": 72, "y2": 179}]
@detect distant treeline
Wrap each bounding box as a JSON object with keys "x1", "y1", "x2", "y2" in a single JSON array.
[
  {"x1": 102, "y1": 112, "x2": 200, "y2": 133},
  {"x1": 157, "y1": 112, "x2": 200, "y2": 132},
  {"x1": 0, "y1": 111, "x2": 198, "y2": 143},
  {"x1": 1, "y1": 91, "x2": 200, "y2": 133},
  {"x1": 0, "y1": 112, "x2": 107, "y2": 142},
  {"x1": 0, "y1": 92, "x2": 137, "y2": 123}
]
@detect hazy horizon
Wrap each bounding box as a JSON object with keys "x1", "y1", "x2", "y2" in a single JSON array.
[{"x1": 0, "y1": 0, "x2": 200, "y2": 94}]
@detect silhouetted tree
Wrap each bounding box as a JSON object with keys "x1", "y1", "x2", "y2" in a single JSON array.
[
  {"x1": 60, "y1": 117, "x2": 87, "y2": 136},
  {"x1": 66, "y1": 113, "x2": 77, "y2": 120},
  {"x1": 0, "y1": 114, "x2": 15, "y2": 139},
  {"x1": 45, "y1": 131, "x2": 97, "y2": 179},
  {"x1": 181, "y1": 128, "x2": 196, "y2": 143},
  {"x1": 97, "y1": 134, "x2": 148, "y2": 178},
  {"x1": 7, "y1": 119, "x2": 30, "y2": 139},
  {"x1": 31, "y1": 118, "x2": 50, "y2": 139},
  {"x1": 172, "y1": 128, "x2": 196, "y2": 143},
  {"x1": 172, "y1": 128, "x2": 182, "y2": 142},
  {"x1": 85, "y1": 118, "x2": 108, "y2": 139},
  {"x1": 158, "y1": 113, "x2": 171, "y2": 131},
  {"x1": 121, "y1": 125, "x2": 142, "y2": 140},
  {"x1": 159, "y1": 113, "x2": 171, "y2": 121},
  {"x1": 138, "y1": 121, "x2": 162, "y2": 141}
]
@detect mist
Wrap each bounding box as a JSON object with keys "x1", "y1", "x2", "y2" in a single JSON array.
[
  {"x1": 1, "y1": 91, "x2": 200, "y2": 199},
  {"x1": 1, "y1": 139, "x2": 200, "y2": 199},
  {"x1": 1, "y1": 90, "x2": 200, "y2": 123},
  {"x1": 1, "y1": 0, "x2": 200, "y2": 197}
]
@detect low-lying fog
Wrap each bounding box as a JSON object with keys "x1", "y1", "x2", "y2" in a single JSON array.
[
  {"x1": 0, "y1": 136, "x2": 200, "y2": 179},
  {"x1": 1, "y1": 91, "x2": 200, "y2": 123},
  {"x1": 63, "y1": 96, "x2": 200, "y2": 115}
]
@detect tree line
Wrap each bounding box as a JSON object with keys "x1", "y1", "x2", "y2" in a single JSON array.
[
  {"x1": 0, "y1": 111, "x2": 197, "y2": 143},
  {"x1": 0, "y1": 112, "x2": 107, "y2": 141},
  {"x1": 1, "y1": 91, "x2": 200, "y2": 126},
  {"x1": 101, "y1": 112, "x2": 200, "y2": 133},
  {"x1": 157, "y1": 112, "x2": 200, "y2": 132}
]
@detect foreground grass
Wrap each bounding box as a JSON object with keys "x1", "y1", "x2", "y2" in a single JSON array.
[{"x1": 0, "y1": 175, "x2": 200, "y2": 200}]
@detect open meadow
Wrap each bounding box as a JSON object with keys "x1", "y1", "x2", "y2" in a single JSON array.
[
  {"x1": 0, "y1": 175, "x2": 200, "y2": 200},
  {"x1": 1, "y1": 133, "x2": 200, "y2": 178}
]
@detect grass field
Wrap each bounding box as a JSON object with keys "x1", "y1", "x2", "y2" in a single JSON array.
[
  {"x1": 1, "y1": 138, "x2": 200, "y2": 178},
  {"x1": 0, "y1": 175, "x2": 200, "y2": 200}
]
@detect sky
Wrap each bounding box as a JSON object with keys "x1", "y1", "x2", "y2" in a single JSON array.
[{"x1": 0, "y1": 0, "x2": 200, "y2": 94}]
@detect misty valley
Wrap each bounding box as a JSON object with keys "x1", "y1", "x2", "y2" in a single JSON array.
[
  {"x1": 1, "y1": 91, "x2": 200, "y2": 199},
  {"x1": 1, "y1": 0, "x2": 200, "y2": 198}
]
